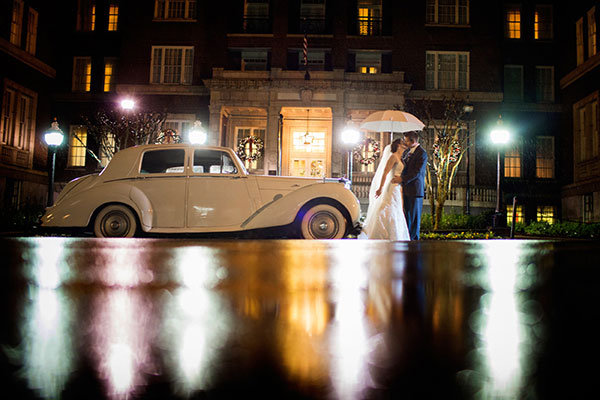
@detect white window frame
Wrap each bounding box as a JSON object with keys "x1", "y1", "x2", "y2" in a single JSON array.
[
  {"x1": 535, "y1": 136, "x2": 555, "y2": 179},
  {"x1": 68, "y1": 126, "x2": 88, "y2": 168},
  {"x1": 150, "y1": 46, "x2": 194, "y2": 84},
  {"x1": 355, "y1": 51, "x2": 382, "y2": 74},
  {"x1": 241, "y1": 50, "x2": 268, "y2": 71},
  {"x1": 0, "y1": 83, "x2": 36, "y2": 151},
  {"x1": 72, "y1": 57, "x2": 92, "y2": 92},
  {"x1": 426, "y1": 51, "x2": 469, "y2": 90},
  {"x1": 25, "y1": 8, "x2": 38, "y2": 55},
  {"x1": 104, "y1": 58, "x2": 117, "y2": 92},
  {"x1": 299, "y1": 50, "x2": 325, "y2": 70},
  {"x1": 154, "y1": 0, "x2": 197, "y2": 20},
  {"x1": 426, "y1": 0, "x2": 469, "y2": 26},
  {"x1": 535, "y1": 66, "x2": 555, "y2": 103},
  {"x1": 10, "y1": 0, "x2": 24, "y2": 46}
]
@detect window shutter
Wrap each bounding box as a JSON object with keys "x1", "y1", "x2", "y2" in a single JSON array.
[
  {"x1": 289, "y1": 0, "x2": 301, "y2": 34},
  {"x1": 230, "y1": 0, "x2": 245, "y2": 33},
  {"x1": 228, "y1": 50, "x2": 242, "y2": 70},
  {"x1": 347, "y1": 52, "x2": 356, "y2": 72},
  {"x1": 347, "y1": 0, "x2": 358, "y2": 35},
  {"x1": 382, "y1": 0, "x2": 392, "y2": 35},
  {"x1": 324, "y1": 52, "x2": 332, "y2": 71},
  {"x1": 287, "y1": 50, "x2": 300, "y2": 70},
  {"x1": 381, "y1": 53, "x2": 392, "y2": 73},
  {"x1": 267, "y1": 50, "x2": 272, "y2": 71}
]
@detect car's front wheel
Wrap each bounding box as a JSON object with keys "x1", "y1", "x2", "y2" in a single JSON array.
[
  {"x1": 93, "y1": 205, "x2": 138, "y2": 238},
  {"x1": 298, "y1": 203, "x2": 347, "y2": 239}
]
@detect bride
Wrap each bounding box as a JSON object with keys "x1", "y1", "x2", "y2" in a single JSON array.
[{"x1": 359, "y1": 138, "x2": 410, "y2": 240}]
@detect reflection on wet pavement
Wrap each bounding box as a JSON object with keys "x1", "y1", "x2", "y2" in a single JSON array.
[{"x1": 1, "y1": 238, "x2": 598, "y2": 399}]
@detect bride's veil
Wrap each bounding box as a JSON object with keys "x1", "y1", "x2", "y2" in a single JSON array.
[{"x1": 362, "y1": 144, "x2": 392, "y2": 233}]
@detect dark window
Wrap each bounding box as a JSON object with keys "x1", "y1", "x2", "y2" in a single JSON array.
[
  {"x1": 140, "y1": 149, "x2": 185, "y2": 174},
  {"x1": 193, "y1": 150, "x2": 238, "y2": 174}
]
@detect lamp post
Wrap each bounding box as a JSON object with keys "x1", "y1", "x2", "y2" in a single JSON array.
[
  {"x1": 44, "y1": 119, "x2": 64, "y2": 207},
  {"x1": 120, "y1": 98, "x2": 135, "y2": 111},
  {"x1": 490, "y1": 116, "x2": 510, "y2": 228},
  {"x1": 188, "y1": 120, "x2": 207, "y2": 145},
  {"x1": 463, "y1": 104, "x2": 474, "y2": 215},
  {"x1": 341, "y1": 125, "x2": 360, "y2": 184}
]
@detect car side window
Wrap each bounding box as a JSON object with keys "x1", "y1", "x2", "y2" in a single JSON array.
[
  {"x1": 193, "y1": 150, "x2": 238, "y2": 174},
  {"x1": 140, "y1": 149, "x2": 186, "y2": 174}
]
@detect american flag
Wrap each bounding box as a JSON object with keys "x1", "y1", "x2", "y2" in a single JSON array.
[{"x1": 303, "y1": 32, "x2": 308, "y2": 66}]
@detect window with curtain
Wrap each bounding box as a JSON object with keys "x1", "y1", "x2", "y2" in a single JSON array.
[
  {"x1": 536, "y1": 136, "x2": 555, "y2": 179},
  {"x1": 504, "y1": 143, "x2": 521, "y2": 178},
  {"x1": 72, "y1": 57, "x2": 92, "y2": 92},
  {"x1": 358, "y1": 0, "x2": 382, "y2": 36},
  {"x1": 356, "y1": 51, "x2": 382, "y2": 74},
  {"x1": 104, "y1": 58, "x2": 117, "y2": 92},
  {"x1": 535, "y1": 66, "x2": 554, "y2": 103},
  {"x1": 108, "y1": 4, "x2": 119, "y2": 31},
  {"x1": 506, "y1": 204, "x2": 523, "y2": 225},
  {"x1": 76, "y1": 0, "x2": 96, "y2": 31},
  {"x1": 25, "y1": 8, "x2": 38, "y2": 55},
  {"x1": 534, "y1": 5, "x2": 553, "y2": 40},
  {"x1": 151, "y1": 46, "x2": 194, "y2": 84},
  {"x1": 68, "y1": 126, "x2": 87, "y2": 167},
  {"x1": 505, "y1": 6, "x2": 521, "y2": 39},
  {"x1": 10, "y1": 0, "x2": 24, "y2": 46},
  {"x1": 426, "y1": 51, "x2": 469, "y2": 90},
  {"x1": 504, "y1": 65, "x2": 523, "y2": 102},
  {"x1": 299, "y1": 50, "x2": 325, "y2": 70},
  {"x1": 241, "y1": 50, "x2": 268, "y2": 71}
]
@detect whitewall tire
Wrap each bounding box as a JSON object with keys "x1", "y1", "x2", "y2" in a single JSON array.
[
  {"x1": 299, "y1": 203, "x2": 347, "y2": 239},
  {"x1": 93, "y1": 205, "x2": 138, "y2": 238}
]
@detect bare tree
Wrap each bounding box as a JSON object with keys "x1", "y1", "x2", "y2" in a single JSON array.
[
  {"x1": 82, "y1": 109, "x2": 166, "y2": 166},
  {"x1": 405, "y1": 95, "x2": 471, "y2": 230}
]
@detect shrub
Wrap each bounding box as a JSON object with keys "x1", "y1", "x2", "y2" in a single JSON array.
[
  {"x1": 421, "y1": 210, "x2": 494, "y2": 231},
  {"x1": 523, "y1": 221, "x2": 600, "y2": 239},
  {"x1": 421, "y1": 231, "x2": 496, "y2": 240},
  {"x1": 0, "y1": 204, "x2": 45, "y2": 232}
]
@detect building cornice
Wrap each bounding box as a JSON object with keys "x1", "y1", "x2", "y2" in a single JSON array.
[
  {"x1": 560, "y1": 53, "x2": 600, "y2": 90},
  {"x1": 408, "y1": 90, "x2": 503, "y2": 103},
  {"x1": 116, "y1": 84, "x2": 209, "y2": 96},
  {"x1": 0, "y1": 37, "x2": 56, "y2": 78}
]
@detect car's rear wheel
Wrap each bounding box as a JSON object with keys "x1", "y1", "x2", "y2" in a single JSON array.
[
  {"x1": 93, "y1": 205, "x2": 138, "y2": 238},
  {"x1": 298, "y1": 203, "x2": 347, "y2": 239}
]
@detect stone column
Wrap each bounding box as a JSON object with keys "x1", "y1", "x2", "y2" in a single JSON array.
[
  {"x1": 208, "y1": 105, "x2": 222, "y2": 146},
  {"x1": 266, "y1": 106, "x2": 281, "y2": 175},
  {"x1": 331, "y1": 105, "x2": 347, "y2": 178}
]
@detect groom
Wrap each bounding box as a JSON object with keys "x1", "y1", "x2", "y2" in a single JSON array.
[{"x1": 391, "y1": 131, "x2": 427, "y2": 240}]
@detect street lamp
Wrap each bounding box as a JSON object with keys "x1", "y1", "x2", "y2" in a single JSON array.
[
  {"x1": 490, "y1": 115, "x2": 510, "y2": 228},
  {"x1": 44, "y1": 119, "x2": 64, "y2": 207},
  {"x1": 463, "y1": 104, "x2": 474, "y2": 215},
  {"x1": 188, "y1": 121, "x2": 207, "y2": 145},
  {"x1": 341, "y1": 124, "x2": 360, "y2": 183},
  {"x1": 120, "y1": 98, "x2": 135, "y2": 111}
]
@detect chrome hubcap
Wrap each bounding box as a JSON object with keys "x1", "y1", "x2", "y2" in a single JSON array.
[
  {"x1": 102, "y1": 211, "x2": 130, "y2": 237},
  {"x1": 308, "y1": 211, "x2": 339, "y2": 239}
]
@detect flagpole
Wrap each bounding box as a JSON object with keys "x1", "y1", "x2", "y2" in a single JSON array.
[{"x1": 303, "y1": 19, "x2": 310, "y2": 80}]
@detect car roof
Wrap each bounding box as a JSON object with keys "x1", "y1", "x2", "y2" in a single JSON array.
[{"x1": 99, "y1": 144, "x2": 235, "y2": 180}]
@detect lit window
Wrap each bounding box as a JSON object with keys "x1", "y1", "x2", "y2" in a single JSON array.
[
  {"x1": 535, "y1": 66, "x2": 554, "y2": 103},
  {"x1": 505, "y1": 6, "x2": 521, "y2": 39},
  {"x1": 426, "y1": 0, "x2": 469, "y2": 25},
  {"x1": 503, "y1": 65, "x2": 523, "y2": 102},
  {"x1": 25, "y1": 8, "x2": 38, "y2": 55},
  {"x1": 536, "y1": 206, "x2": 555, "y2": 224},
  {"x1": 583, "y1": 194, "x2": 593, "y2": 222},
  {"x1": 576, "y1": 18, "x2": 584, "y2": 65},
  {"x1": 504, "y1": 144, "x2": 521, "y2": 178},
  {"x1": 358, "y1": 0, "x2": 382, "y2": 36},
  {"x1": 155, "y1": 0, "x2": 197, "y2": 20},
  {"x1": 506, "y1": 205, "x2": 523, "y2": 225},
  {"x1": 534, "y1": 6, "x2": 552, "y2": 40},
  {"x1": 236, "y1": 127, "x2": 265, "y2": 170},
  {"x1": 76, "y1": 1, "x2": 96, "y2": 31},
  {"x1": 535, "y1": 136, "x2": 554, "y2": 179},
  {"x1": 151, "y1": 46, "x2": 194, "y2": 84},
  {"x1": 104, "y1": 58, "x2": 117, "y2": 92},
  {"x1": 426, "y1": 51, "x2": 469, "y2": 90},
  {"x1": 72, "y1": 57, "x2": 92, "y2": 92},
  {"x1": 68, "y1": 126, "x2": 87, "y2": 167},
  {"x1": 293, "y1": 131, "x2": 326, "y2": 154},
  {"x1": 10, "y1": 0, "x2": 24, "y2": 46},
  {"x1": 108, "y1": 4, "x2": 119, "y2": 31},
  {"x1": 356, "y1": 52, "x2": 381, "y2": 74},
  {"x1": 589, "y1": 7, "x2": 597, "y2": 58}
]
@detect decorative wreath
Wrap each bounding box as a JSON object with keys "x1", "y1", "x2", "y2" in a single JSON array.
[
  {"x1": 237, "y1": 136, "x2": 264, "y2": 162},
  {"x1": 156, "y1": 129, "x2": 182, "y2": 144},
  {"x1": 433, "y1": 141, "x2": 462, "y2": 163},
  {"x1": 353, "y1": 138, "x2": 381, "y2": 165}
]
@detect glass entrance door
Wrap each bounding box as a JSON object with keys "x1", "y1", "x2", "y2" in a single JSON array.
[{"x1": 289, "y1": 131, "x2": 326, "y2": 177}]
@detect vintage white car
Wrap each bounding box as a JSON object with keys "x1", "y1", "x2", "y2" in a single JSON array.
[{"x1": 41, "y1": 144, "x2": 361, "y2": 239}]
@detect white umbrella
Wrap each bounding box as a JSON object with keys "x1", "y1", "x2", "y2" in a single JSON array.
[{"x1": 359, "y1": 110, "x2": 425, "y2": 133}]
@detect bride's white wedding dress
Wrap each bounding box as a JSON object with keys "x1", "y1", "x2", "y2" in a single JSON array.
[{"x1": 359, "y1": 145, "x2": 410, "y2": 241}]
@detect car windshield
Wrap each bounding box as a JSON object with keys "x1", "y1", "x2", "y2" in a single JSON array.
[{"x1": 193, "y1": 150, "x2": 239, "y2": 174}]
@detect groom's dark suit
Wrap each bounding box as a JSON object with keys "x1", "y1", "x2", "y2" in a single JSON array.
[{"x1": 401, "y1": 145, "x2": 427, "y2": 240}]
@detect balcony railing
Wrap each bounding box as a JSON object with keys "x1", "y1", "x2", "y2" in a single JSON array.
[
  {"x1": 357, "y1": 17, "x2": 382, "y2": 36},
  {"x1": 242, "y1": 16, "x2": 271, "y2": 34}
]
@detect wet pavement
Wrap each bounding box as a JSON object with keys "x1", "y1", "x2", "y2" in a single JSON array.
[{"x1": 0, "y1": 238, "x2": 598, "y2": 399}]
